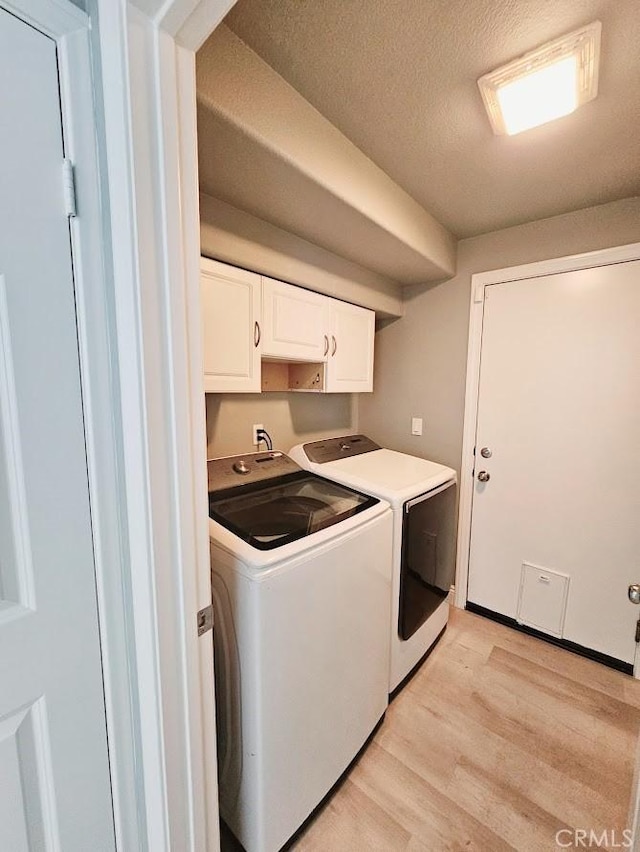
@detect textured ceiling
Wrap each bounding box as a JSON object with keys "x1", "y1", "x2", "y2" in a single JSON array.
[
  {"x1": 197, "y1": 25, "x2": 455, "y2": 284},
  {"x1": 223, "y1": 0, "x2": 640, "y2": 238}
]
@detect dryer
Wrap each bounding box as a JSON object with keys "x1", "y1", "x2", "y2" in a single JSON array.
[
  {"x1": 290, "y1": 435, "x2": 457, "y2": 693},
  {"x1": 208, "y1": 450, "x2": 393, "y2": 852}
]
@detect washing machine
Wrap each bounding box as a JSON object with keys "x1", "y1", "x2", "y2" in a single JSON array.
[
  {"x1": 208, "y1": 449, "x2": 393, "y2": 852},
  {"x1": 290, "y1": 435, "x2": 457, "y2": 693}
]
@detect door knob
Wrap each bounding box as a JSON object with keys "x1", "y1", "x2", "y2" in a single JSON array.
[
  {"x1": 477, "y1": 471, "x2": 490, "y2": 482},
  {"x1": 629, "y1": 584, "x2": 640, "y2": 604}
]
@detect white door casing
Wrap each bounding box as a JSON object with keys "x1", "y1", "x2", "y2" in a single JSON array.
[
  {"x1": 95, "y1": 1, "x2": 239, "y2": 850},
  {"x1": 456, "y1": 245, "x2": 640, "y2": 676},
  {"x1": 0, "y1": 6, "x2": 115, "y2": 849}
]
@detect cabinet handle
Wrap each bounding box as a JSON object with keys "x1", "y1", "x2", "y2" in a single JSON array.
[
  {"x1": 254, "y1": 321, "x2": 261, "y2": 348},
  {"x1": 323, "y1": 334, "x2": 329, "y2": 356},
  {"x1": 331, "y1": 335, "x2": 337, "y2": 356}
]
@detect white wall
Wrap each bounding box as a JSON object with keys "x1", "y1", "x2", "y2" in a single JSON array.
[
  {"x1": 358, "y1": 197, "x2": 640, "y2": 473},
  {"x1": 206, "y1": 392, "x2": 356, "y2": 457}
]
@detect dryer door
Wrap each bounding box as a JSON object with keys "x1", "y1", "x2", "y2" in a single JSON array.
[{"x1": 399, "y1": 480, "x2": 457, "y2": 640}]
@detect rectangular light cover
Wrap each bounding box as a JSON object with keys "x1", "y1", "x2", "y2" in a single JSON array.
[{"x1": 478, "y1": 21, "x2": 601, "y2": 136}]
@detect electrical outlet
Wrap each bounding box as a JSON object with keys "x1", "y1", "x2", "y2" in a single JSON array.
[
  {"x1": 411, "y1": 417, "x2": 423, "y2": 436},
  {"x1": 252, "y1": 423, "x2": 263, "y2": 446}
]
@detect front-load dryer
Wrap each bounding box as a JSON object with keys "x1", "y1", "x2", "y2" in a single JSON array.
[{"x1": 290, "y1": 435, "x2": 457, "y2": 693}]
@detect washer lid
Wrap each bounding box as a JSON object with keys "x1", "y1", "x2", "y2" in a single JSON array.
[
  {"x1": 209, "y1": 470, "x2": 379, "y2": 550},
  {"x1": 292, "y1": 446, "x2": 456, "y2": 504}
]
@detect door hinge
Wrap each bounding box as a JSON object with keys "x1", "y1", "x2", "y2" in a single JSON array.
[
  {"x1": 62, "y1": 158, "x2": 77, "y2": 218},
  {"x1": 197, "y1": 604, "x2": 214, "y2": 637}
]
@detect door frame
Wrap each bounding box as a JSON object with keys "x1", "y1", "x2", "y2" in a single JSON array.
[
  {"x1": 454, "y1": 241, "x2": 640, "y2": 660},
  {"x1": 93, "y1": 1, "x2": 238, "y2": 850},
  {"x1": 1, "y1": 0, "x2": 149, "y2": 848}
]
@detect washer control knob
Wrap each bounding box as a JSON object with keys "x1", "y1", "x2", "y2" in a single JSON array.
[
  {"x1": 233, "y1": 459, "x2": 251, "y2": 475},
  {"x1": 339, "y1": 442, "x2": 351, "y2": 451}
]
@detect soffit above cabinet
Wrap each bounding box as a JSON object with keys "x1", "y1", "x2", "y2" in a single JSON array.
[{"x1": 196, "y1": 25, "x2": 456, "y2": 286}]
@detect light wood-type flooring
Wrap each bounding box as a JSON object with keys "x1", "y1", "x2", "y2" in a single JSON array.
[{"x1": 221, "y1": 608, "x2": 640, "y2": 851}]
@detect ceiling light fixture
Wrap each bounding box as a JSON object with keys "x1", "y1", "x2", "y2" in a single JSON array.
[{"x1": 478, "y1": 21, "x2": 602, "y2": 136}]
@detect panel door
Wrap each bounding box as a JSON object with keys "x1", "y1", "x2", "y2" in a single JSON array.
[
  {"x1": 201, "y1": 257, "x2": 261, "y2": 392},
  {"x1": 326, "y1": 300, "x2": 375, "y2": 392},
  {"x1": 467, "y1": 261, "x2": 640, "y2": 665},
  {"x1": 261, "y1": 276, "x2": 329, "y2": 361},
  {"x1": 0, "y1": 8, "x2": 115, "y2": 849}
]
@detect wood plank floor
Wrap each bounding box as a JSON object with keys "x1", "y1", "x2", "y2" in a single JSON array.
[{"x1": 221, "y1": 609, "x2": 640, "y2": 851}]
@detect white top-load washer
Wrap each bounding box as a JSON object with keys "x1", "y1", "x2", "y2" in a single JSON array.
[
  {"x1": 208, "y1": 450, "x2": 393, "y2": 852},
  {"x1": 289, "y1": 435, "x2": 457, "y2": 693}
]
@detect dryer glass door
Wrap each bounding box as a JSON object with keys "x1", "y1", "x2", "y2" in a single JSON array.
[{"x1": 399, "y1": 480, "x2": 457, "y2": 640}]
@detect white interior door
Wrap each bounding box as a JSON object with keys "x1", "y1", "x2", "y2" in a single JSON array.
[
  {"x1": 467, "y1": 260, "x2": 640, "y2": 667},
  {"x1": 0, "y1": 7, "x2": 115, "y2": 848}
]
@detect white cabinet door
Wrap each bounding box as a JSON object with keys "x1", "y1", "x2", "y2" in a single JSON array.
[
  {"x1": 0, "y1": 10, "x2": 115, "y2": 849},
  {"x1": 326, "y1": 300, "x2": 375, "y2": 392},
  {"x1": 201, "y1": 258, "x2": 261, "y2": 392},
  {"x1": 261, "y1": 277, "x2": 329, "y2": 361}
]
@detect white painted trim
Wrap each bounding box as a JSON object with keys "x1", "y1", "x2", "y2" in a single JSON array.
[
  {"x1": 1, "y1": 0, "x2": 85, "y2": 34},
  {"x1": 94, "y1": 1, "x2": 170, "y2": 849},
  {"x1": 469, "y1": 241, "x2": 640, "y2": 289},
  {"x1": 56, "y1": 20, "x2": 148, "y2": 852},
  {"x1": 631, "y1": 735, "x2": 640, "y2": 852},
  {"x1": 94, "y1": 1, "x2": 228, "y2": 849},
  {"x1": 454, "y1": 273, "x2": 486, "y2": 611},
  {"x1": 157, "y1": 0, "x2": 238, "y2": 49},
  {"x1": 174, "y1": 39, "x2": 221, "y2": 850},
  {"x1": 455, "y1": 241, "x2": 640, "y2": 624},
  {"x1": 3, "y1": 1, "x2": 150, "y2": 850}
]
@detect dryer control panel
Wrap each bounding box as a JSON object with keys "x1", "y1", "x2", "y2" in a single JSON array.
[{"x1": 302, "y1": 434, "x2": 380, "y2": 464}]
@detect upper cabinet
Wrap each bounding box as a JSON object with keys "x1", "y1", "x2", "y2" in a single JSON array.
[
  {"x1": 200, "y1": 259, "x2": 375, "y2": 393},
  {"x1": 261, "y1": 277, "x2": 329, "y2": 362},
  {"x1": 326, "y1": 299, "x2": 375, "y2": 393},
  {"x1": 201, "y1": 257, "x2": 261, "y2": 393}
]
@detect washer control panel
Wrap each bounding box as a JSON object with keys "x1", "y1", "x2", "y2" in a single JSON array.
[{"x1": 208, "y1": 451, "x2": 300, "y2": 494}]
